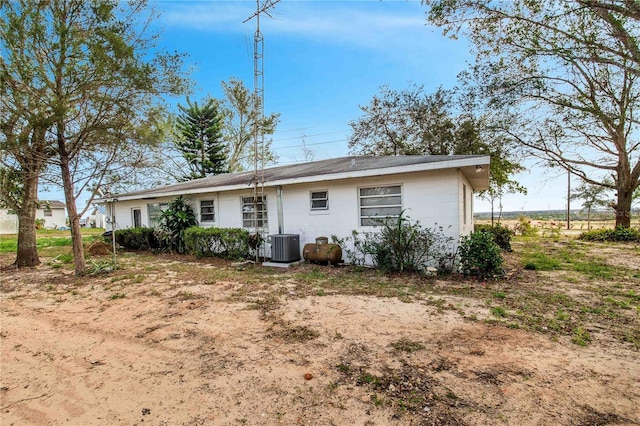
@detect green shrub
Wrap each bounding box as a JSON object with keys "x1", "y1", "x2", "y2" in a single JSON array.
[
  {"x1": 514, "y1": 215, "x2": 538, "y2": 236},
  {"x1": 475, "y1": 224, "x2": 514, "y2": 252},
  {"x1": 331, "y1": 230, "x2": 369, "y2": 268},
  {"x1": 578, "y1": 226, "x2": 640, "y2": 242},
  {"x1": 158, "y1": 195, "x2": 198, "y2": 253},
  {"x1": 184, "y1": 226, "x2": 256, "y2": 260},
  {"x1": 459, "y1": 231, "x2": 504, "y2": 279},
  {"x1": 114, "y1": 227, "x2": 161, "y2": 251},
  {"x1": 540, "y1": 221, "x2": 563, "y2": 241},
  {"x1": 332, "y1": 212, "x2": 457, "y2": 275}
]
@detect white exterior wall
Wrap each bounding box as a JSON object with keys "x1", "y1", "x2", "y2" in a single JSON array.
[
  {"x1": 111, "y1": 169, "x2": 467, "y2": 260},
  {"x1": 458, "y1": 170, "x2": 474, "y2": 237},
  {"x1": 277, "y1": 169, "x2": 462, "y2": 248},
  {"x1": 0, "y1": 208, "x2": 66, "y2": 233},
  {"x1": 0, "y1": 210, "x2": 18, "y2": 234},
  {"x1": 38, "y1": 208, "x2": 66, "y2": 229}
]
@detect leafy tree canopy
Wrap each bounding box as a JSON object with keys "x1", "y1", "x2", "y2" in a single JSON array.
[
  {"x1": 1, "y1": 0, "x2": 189, "y2": 272},
  {"x1": 348, "y1": 84, "x2": 526, "y2": 212},
  {"x1": 424, "y1": 0, "x2": 640, "y2": 227},
  {"x1": 175, "y1": 98, "x2": 226, "y2": 180},
  {"x1": 220, "y1": 78, "x2": 280, "y2": 172}
]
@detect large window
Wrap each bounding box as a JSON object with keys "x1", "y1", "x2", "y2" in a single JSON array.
[
  {"x1": 310, "y1": 190, "x2": 328, "y2": 210},
  {"x1": 200, "y1": 200, "x2": 215, "y2": 222},
  {"x1": 147, "y1": 202, "x2": 168, "y2": 227},
  {"x1": 463, "y1": 184, "x2": 467, "y2": 225},
  {"x1": 359, "y1": 185, "x2": 402, "y2": 226},
  {"x1": 242, "y1": 196, "x2": 267, "y2": 228}
]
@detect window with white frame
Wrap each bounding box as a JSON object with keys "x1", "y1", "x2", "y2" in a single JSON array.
[
  {"x1": 241, "y1": 196, "x2": 267, "y2": 228},
  {"x1": 43, "y1": 208, "x2": 52, "y2": 217},
  {"x1": 147, "y1": 202, "x2": 168, "y2": 227},
  {"x1": 359, "y1": 185, "x2": 402, "y2": 226},
  {"x1": 463, "y1": 184, "x2": 467, "y2": 225},
  {"x1": 200, "y1": 199, "x2": 215, "y2": 222},
  {"x1": 310, "y1": 190, "x2": 328, "y2": 210}
]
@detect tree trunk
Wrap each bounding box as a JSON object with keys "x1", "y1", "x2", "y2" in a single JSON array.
[
  {"x1": 14, "y1": 170, "x2": 40, "y2": 267},
  {"x1": 587, "y1": 206, "x2": 591, "y2": 230},
  {"x1": 490, "y1": 198, "x2": 495, "y2": 226},
  {"x1": 615, "y1": 187, "x2": 633, "y2": 228},
  {"x1": 57, "y1": 132, "x2": 87, "y2": 275}
]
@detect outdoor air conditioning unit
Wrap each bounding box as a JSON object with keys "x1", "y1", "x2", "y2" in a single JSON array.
[{"x1": 269, "y1": 234, "x2": 300, "y2": 262}]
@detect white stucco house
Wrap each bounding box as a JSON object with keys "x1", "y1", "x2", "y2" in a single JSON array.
[
  {"x1": 0, "y1": 200, "x2": 67, "y2": 234},
  {"x1": 101, "y1": 155, "x2": 490, "y2": 261}
]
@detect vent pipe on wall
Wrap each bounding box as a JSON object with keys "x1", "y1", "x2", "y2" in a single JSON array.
[{"x1": 276, "y1": 185, "x2": 284, "y2": 234}]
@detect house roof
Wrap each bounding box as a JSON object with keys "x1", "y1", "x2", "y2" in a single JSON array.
[
  {"x1": 39, "y1": 200, "x2": 66, "y2": 209},
  {"x1": 106, "y1": 155, "x2": 490, "y2": 202}
]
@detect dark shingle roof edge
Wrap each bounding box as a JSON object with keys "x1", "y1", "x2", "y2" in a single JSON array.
[
  {"x1": 38, "y1": 200, "x2": 66, "y2": 209},
  {"x1": 110, "y1": 155, "x2": 489, "y2": 201}
]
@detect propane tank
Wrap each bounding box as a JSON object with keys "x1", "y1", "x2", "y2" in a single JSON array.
[{"x1": 303, "y1": 242, "x2": 342, "y2": 265}]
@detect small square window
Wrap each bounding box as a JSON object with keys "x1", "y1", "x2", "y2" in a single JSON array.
[
  {"x1": 44, "y1": 209, "x2": 52, "y2": 217},
  {"x1": 310, "y1": 191, "x2": 328, "y2": 210},
  {"x1": 200, "y1": 200, "x2": 215, "y2": 222}
]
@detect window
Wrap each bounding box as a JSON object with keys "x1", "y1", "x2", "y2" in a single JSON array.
[
  {"x1": 242, "y1": 196, "x2": 267, "y2": 228},
  {"x1": 147, "y1": 202, "x2": 168, "y2": 227},
  {"x1": 463, "y1": 184, "x2": 467, "y2": 225},
  {"x1": 43, "y1": 208, "x2": 53, "y2": 217},
  {"x1": 132, "y1": 209, "x2": 142, "y2": 228},
  {"x1": 359, "y1": 185, "x2": 402, "y2": 226},
  {"x1": 310, "y1": 191, "x2": 328, "y2": 210},
  {"x1": 200, "y1": 200, "x2": 215, "y2": 222}
]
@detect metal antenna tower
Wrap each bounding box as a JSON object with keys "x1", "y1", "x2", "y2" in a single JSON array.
[{"x1": 244, "y1": 0, "x2": 279, "y2": 261}]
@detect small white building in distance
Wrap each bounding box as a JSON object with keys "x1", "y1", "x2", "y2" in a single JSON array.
[{"x1": 0, "y1": 200, "x2": 67, "y2": 234}]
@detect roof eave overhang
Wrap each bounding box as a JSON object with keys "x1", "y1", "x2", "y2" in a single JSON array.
[{"x1": 100, "y1": 156, "x2": 491, "y2": 203}]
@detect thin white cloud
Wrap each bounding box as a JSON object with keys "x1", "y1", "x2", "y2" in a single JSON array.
[{"x1": 158, "y1": 1, "x2": 436, "y2": 51}]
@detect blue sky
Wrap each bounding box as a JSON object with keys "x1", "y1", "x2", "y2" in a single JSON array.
[
  {"x1": 154, "y1": 0, "x2": 469, "y2": 161},
  {"x1": 41, "y1": 0, "x2": 571, "y2": 213}
]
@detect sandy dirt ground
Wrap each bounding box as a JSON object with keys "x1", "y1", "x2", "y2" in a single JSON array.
[{"x1": 1, "y1": 251, "x2": 639, "y2": 426}]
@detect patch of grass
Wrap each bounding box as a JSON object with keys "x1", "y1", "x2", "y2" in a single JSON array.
[
  {"x1": 110, "y1": 292, "x2": 126, "y2": 300},
  {"x1": 357, "y1": 372, "x2": 381, "y2": 386},
  {"x1": 370, "y1": 393, "x2": 386, "y2": 407},
  {"x1": 337, "y1": 363, "x2": 351, "y2": 373},
  {"x1": 53, "y1": 253, "x2": 73, "y2": 264},
  {"x1": 334, "y1": 361, "x2": 461, "y2": 422},
  {"x1": 490, "y1": 306, "x2": 507, "y2": 317},
  {"x1": 571, "y1": 327, "x2": 592, "y2": 346},
  {"x1": 626, "y1": 290, "x2": 640, "y2": 303},
  {"x1": 247, "y1": 294, "x2": 281, "y2": 314},
  {"x1": 571, "y1": 261, "x2": 615, "y2": 280},
  {"x1": 556, "y1": 309, "x2": 570, "y2": 321},
  {"x1": 520, "y1": 252, "x2": 562, "y2": 271},
  {"x1": 174, "y1": 291, "x2": 202, "y2": 301},
  {"x1": 604, "y1": 296, "x2": 631, "y2": 309},
  {"x1": 493, "y1": 291, "x2": 506, "y2": 299},
  {"x1": 268, "y1": 321, "x2": 319, "y2": 343},
  {"x1": 389, "y1": 337, "x2": 426, "y2": 353},
  {"x1": 294, "y1": 267, "x2": 327, "y2": 282}
]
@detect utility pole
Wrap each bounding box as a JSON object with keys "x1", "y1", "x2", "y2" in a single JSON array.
[
  {"x1": 567, "y1": 169, "x2": 571, "y2": 230},
  {"x1": 244, "y1": 0, "x2": 280, "y2": 262}
]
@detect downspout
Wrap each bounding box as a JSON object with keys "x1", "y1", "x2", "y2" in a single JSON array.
[{"x1": 276, "y1": 185, "x2": 284, "y2": 234}]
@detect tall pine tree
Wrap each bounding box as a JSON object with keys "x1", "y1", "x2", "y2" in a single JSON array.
[{"x1": 175, "y1": 99, "x2": 226, "y2": 179}]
